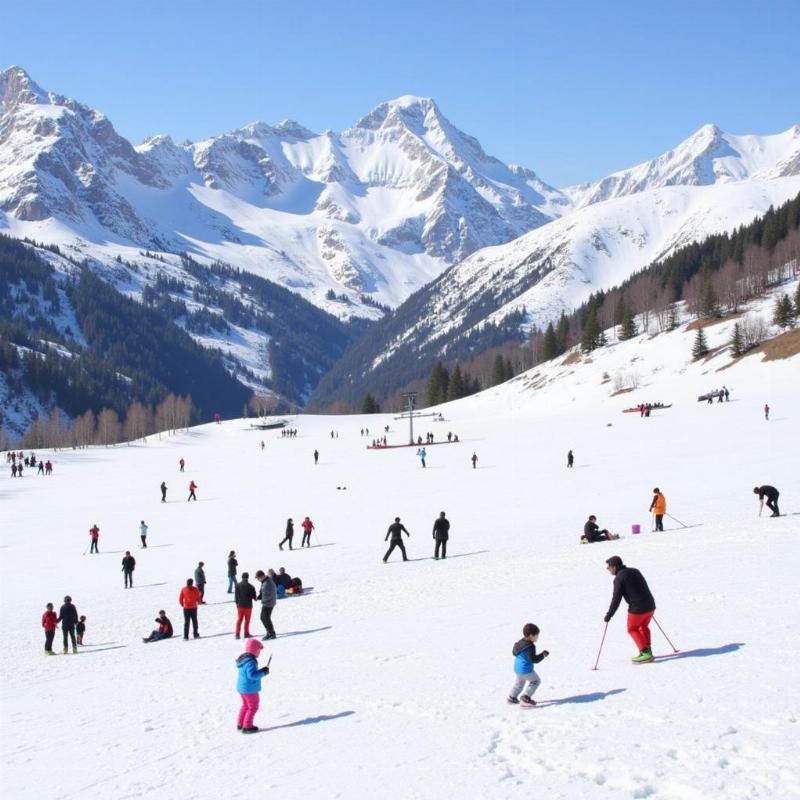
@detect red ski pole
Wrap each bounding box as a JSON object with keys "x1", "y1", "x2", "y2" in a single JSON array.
[
  {"x1": 591, "y1": 622, "x2": 608, "y2": 670},
  {"x1": 653, "y1": 617, "x2": 679, "y2": 653}
]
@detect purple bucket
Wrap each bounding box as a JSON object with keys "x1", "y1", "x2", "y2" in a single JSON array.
[{"x1": 631, "y1": 524, "x2": 641, "y2": 535}]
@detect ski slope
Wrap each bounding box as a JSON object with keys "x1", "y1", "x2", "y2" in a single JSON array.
[{"x1": 2, "y1": 313, "x2": 799, "y2": 800}]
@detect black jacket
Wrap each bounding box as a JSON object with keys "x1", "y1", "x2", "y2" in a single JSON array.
[
  {"x1": 58, "y1": 602, "x2": 79, "y2": 627},
  {"x1": 606, "y1": 567, "x2": 656, "y2": 620},
  {"x1": 234, "y1": 580, "x2": 257, "y2": 609},
  {"x1": 756, "y1": 485, "x2": 779, "y2": 500},
  {"x1": 432, "y1": 517, "x2": 450, "y2": 540},
  {"x1": 275, "y1": 572, "x2": 292, "y2": 589},
  {"x1": 512, "y1": 639, "x2": 546, "y2": 663},
  {"x1": 386, "y1": 522, "x2": 410, "y2": 541},
  {"x1": 227, "y1": 557, "x2": 238, "y2": 577},
  {"x1": 122, "y1": 555, "x2": 136, "y2": 572},
  {"x1": 285, "y1": 521, "x2": 294, "y2": 537}
]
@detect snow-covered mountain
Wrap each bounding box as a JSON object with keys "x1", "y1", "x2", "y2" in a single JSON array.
[{"x1": 0, "y1": 67, "x2": 567, "y2": 316}]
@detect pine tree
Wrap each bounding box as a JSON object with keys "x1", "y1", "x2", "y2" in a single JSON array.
[
  {"x1": 700, "y1": 281, "x2": 721, "y2": 319},
  {"x1": 556, "y1": 313, "x2": 569, "y2": 352},
  {"x1": 542, "y1": 322, "x2": 559, "y2": 361},
  {"x1": 504, "y1": 357, "x2": 514, "y2": 381},
  {"x1": 491, "y1": 354, "x2": 506, "y2": 386},
  {"x1": 581, "y1": 305, "x2": 601, "y2": 353},
  {"x1": 773, "y1": 294, "x2": 796, "y2": 330},
  {"x1": 361, "y1": 393, "x2": 381, "y2": 414},
  {"x1": 692, "y1": 327, "x2": 709, "y2": 360},
  {"x1": 730, "y1": 322, "x2": 745, "y2": 357},
  {"x1": 617, "y1": 298, "x2": 638, "y2": 340},
  {"x1": 667, "y1": 303, "x2": 679, "y2": 331},
  {"x1": 426, "y1": 362, "x2": 449, "y2": 406},
  {"x1": 447, "y1": 364, "x2": 465, "y2": 401}
]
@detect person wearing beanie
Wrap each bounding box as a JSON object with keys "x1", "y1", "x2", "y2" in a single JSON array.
[
  {"x1": 234, "y1": 572, "x2": 257, "y2": 639},
  {"x1": 178, "y1": 579, "x2": 201, "y2": 640},
  {"x1": 235, "y1": 638, "x2": 270, "y2": 733},
  {"x1": 604, "y1": 557, "x2": 656, "y2": 663},
  {"x1": 254, "y1": 570, "x2": 277, "y2": 640},
  {"x1": 649, "y1": 489, "x2": 667, "y2": 531},
  {"x1": 507, "y1": 623, "x2": 549, "y2": 706},
  {"x1": 753, "y1": 485, "x2": 780, "y2": 517},
  {"x1": 57, "y1": 595, "x2": 79, "y2": 654}
]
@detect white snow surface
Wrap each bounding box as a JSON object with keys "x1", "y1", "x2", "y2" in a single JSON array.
[{"x1": 2, "y1": 300, "x2": 799, "y2": 799}]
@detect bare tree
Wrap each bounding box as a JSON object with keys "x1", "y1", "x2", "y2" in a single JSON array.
[{"x1": 96, "y1": 408, "x2": 121, "y2": 446}]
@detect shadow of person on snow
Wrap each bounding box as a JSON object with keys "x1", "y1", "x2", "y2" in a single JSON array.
[
  {"x1": 78, "y1": 644, "x2": 128, "y2": 654},
  {"x1": 263, "y1": 711, "x2": 355, "y2": 732},
  {"x1": 440, "y1": 550, "x2": 489, "y2": 560},
  {"x1": 654, "y1": 643, "x2": 745, "y2": 662},
  {"x1": 277, "y1": 626, "x2": 332, "y2": 639},
  {"x1": 133, "y1": 582, "x2": 169, "y2": 588},
  {"x1": 537, "y1": 688, "x2": 626, "y2": 707}
]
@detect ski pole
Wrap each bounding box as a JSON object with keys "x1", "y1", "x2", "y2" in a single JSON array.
[
  {"x1": 591, "y1": 622, "x2": 608, "y2": 670},
  {"x1": 665, "y1": 512, "x2": 689, "y2": 529},
  {"x1": 652, "y1": 617, "x2": 679, "y2": 653}
]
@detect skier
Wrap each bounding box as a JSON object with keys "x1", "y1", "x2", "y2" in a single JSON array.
[
  {"x1": 122, "y1": 551, "x2": 136, "y2": 588},
  {"x1": 432, "y1": 511, "x2": 450, "y2": 560},
  {"x1": 37, "y1": 460, "x2": 45, "y2": 475},
  {"x1": 764, "y1": 403, "x2": 770, "y2": 420},
  {"x1": 88, "y1": 524, "x2": 100, "y2": 554},
  {"x1": 254, "y1": 569, "x2": 277, "y2": 640},
  {"x1": 178, "y1": 578, "x2": 201, "y2": 639},
  {"x1": 234, "y1": 572, "x2": 257, "y2": 639},
  {"x1": 582, "y1": 515, "x2": 618, "y2": 543},
  {"x1": 471, "y1": 452, "x2": 478, "y2": 469},
  {"x1": 235, "y1": 638, "x2": 269, "y2": 733},
  {"x1": 314, "y1": 449, "x2": 319, "y2": 465},
  {"x1": 649, "y1": 488, "x2": 667, "y2": 531},
  {"x1": 300, "y1": 516, "x2": 315, "y2": 547},
  {"x1": 194, "y1": 561, "x2": 207, "y2": 603},
  {"x1": 227, "y1": 551, "x2": 238, "y2": 593},
  {"x1": 383, "y1": 517, "x2": 410, "y2": 563},
  {"x1": 507, "y1": 623, "x2": 549, "y2": 706},
  {"x1": 260, "y1": 441, "x2": 265, "y2": 451},
  {"x1": 42, "y1": 602, "x2": 58, "y2": 655},
  {"x1": 567, "y1": 450, "x2": 574, "y2": 468},
  {"x1": 603, "y1": 556, "x2": 656, "y2": 663},
  {"x1": 143, "y1": 610, "x2": 173, "y2": 643},
  {"x1": 753, "y1": 485, "x2": 780, "y2": 517},
  {"x1": 279, "y1": 518, "x2": 294, "y2": 550},
  {"x1": 160, "y1": 481, "x2": 167, "y2": 502},
  {"x1": 187, "y1": 480, "x2": 198, "y2": 501},
  {"x1": 418, "y1": 447, "x2": 427, "y2": 468},
  {"x1": 139, "y1": 520, "x2": 148, "y2": 548},
  {"x1": 57, "y1": 595, "x2": 79, "y2": 654},
  {"x1": 179, "y1": 457, "x2": 185, "y2": 472}
]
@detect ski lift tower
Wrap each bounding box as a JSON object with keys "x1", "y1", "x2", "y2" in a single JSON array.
[{"x1": 400, "y1": 392, "x2": 418, "y2": 445}]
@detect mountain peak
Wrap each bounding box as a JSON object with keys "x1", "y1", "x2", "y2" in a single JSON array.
[
  {"x1": 1, "y1": 65, "x2": 49, "y2": 112},
  {"x1": 353, "y1": 95, "x2": 440, "y2": 131}
]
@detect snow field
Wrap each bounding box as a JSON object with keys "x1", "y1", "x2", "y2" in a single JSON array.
[{"x1": 1, "y1": 335, "x2": 798, "y2": 799}]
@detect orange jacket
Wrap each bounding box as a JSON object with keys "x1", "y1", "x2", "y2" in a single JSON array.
[
  {"x1": 179, "y1": 586, "x2": 201, "y2": 609},
  {"x1": 651, "y1": 493, "x2": 666, "y2": 515}
]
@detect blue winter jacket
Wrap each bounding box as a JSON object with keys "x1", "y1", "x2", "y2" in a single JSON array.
[
  {"x1": 236, "y1": 653, "x2": 263, "y2": 693},
  {"x1": 513, "y1": 639, "x2": 545, "y2": 675}
]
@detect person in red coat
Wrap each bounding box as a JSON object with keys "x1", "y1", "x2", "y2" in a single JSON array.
[
  {"x1": 42, "y1": 603, "x2": 58, "y2": 655},
  {"x1": 179, "y1": 579, "x2": 202, "y2": 639},
  {"x1": 179, "y1": 457, "x2": 185, "y2": 472},
  {"x1": 89, "y1": 524, "x2": 100, "y2": 554},
  {"x1": 188, "y1": 481, "x2": 198, "y2": 502},
  {"x1": 300, "y1": 517, "x2": 315, "y2": 547}
]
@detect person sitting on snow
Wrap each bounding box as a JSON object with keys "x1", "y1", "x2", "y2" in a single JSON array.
[{"x1": 581, "y1": 515, "x2": 619, "y2": 543}]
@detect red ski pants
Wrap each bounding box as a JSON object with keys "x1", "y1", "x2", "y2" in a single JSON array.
[
  {"x1": 235, "y1": 608, "x2": 252, "y2": 637},
  {"x1": 627, "y1": 611, "x2": 654, "y2": 651}
]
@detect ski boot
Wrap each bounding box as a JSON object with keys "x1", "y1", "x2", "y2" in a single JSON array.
[
  {"x1": 506, "y1": 696, "x2": 520, "y2": 705},
  {"x1": 632, "y1": 648, "x2": 654, "y2": 663},
  {"x1": 519, "y1": 695, "x2": 536, "y2": 706},
  {"x1": 241, "y1": 726, "x2": 259, "y2": 734}
]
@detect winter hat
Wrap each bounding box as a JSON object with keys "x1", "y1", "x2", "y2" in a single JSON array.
[
  {"x1": 653, "y1": 488, "x2": 660, "y2": 493},
  {"x1": 245, "y1": 638, "x2": 264, "y2": 656},
  {"x1": 605, "y1": 556, "x2": 624, "y2": 570}
]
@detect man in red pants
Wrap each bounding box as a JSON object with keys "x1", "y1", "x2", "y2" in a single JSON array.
[
  {"x1": 603, "y1": 556, "x2": 656, "y2": 663},
  {"x1": 234, "y1": 572, "x2": 257, "y2": 639}
]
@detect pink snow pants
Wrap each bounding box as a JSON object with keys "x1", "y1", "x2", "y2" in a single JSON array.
[
  {"x1": 627, "y1": 611, "x2": 654, "y2": 651},
  {"x1": 238, "y1": 693, "x2": 260, "y2": 728}
]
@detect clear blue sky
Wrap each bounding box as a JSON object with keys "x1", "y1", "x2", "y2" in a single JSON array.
[{"x1": 4, "y1": 0, "x2": 799, "y2": 186}]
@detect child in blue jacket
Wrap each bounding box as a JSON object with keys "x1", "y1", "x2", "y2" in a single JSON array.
[
  {"x1": 235, "y1": 638, "x2": 269, "y2": 733},
  {"x1": 508, "y1": 623, "x2": 549, "y2": 706}
]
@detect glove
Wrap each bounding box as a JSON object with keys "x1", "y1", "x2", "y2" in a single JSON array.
[
  {"x1": 261, "y1": 667, "x2": 270, "y2": 675},
  {"x1": 603, "y1": 614, "x2": 611, "y2": 623},
  {"x1": 541, "y1": 650, "x2": 550, "y2": 658}
]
